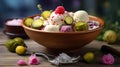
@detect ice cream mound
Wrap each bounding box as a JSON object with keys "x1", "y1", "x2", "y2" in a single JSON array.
[
  {"x1": 6, "y1": 19, "x2": 23, "y2": 26},
  {"x1": 24, "y1": 6, "x2": 100, "y2": 32}
]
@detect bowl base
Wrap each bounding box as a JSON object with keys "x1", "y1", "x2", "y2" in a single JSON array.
[
  {"x1": 3, "y1": 30, "x2": 29, "y2": 39},
  {"x1": 45, "y1": 47, "x2": 83, "y2": 54},
  {"x1": 44, "y1": 46, "x2": 99, "y2": 56}
]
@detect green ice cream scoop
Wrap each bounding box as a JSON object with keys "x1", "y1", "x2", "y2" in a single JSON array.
[{"x1": 74, "y1": 22, "x2": 88, "y2": 31}]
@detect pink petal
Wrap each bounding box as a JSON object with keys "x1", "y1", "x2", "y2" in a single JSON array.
[
  {"x1": 28, "y1": 54, "x2": 40, "y2": 65},
  {"x1": 17, "y1": 59, "x2": 27, "y2": 66}
]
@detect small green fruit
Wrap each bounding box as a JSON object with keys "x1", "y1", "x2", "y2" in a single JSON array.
[
  {"x1": 83, "y1": 52, "x2": 95, "y2": 63},
  {"x1": 32, "y1": 19, "x2": 44, "y2": 29},
  {"x1": 74, "y1": 22, "x2": 88, "y2": 31},
  {"x1": 5, "y1": 37, "x2": 27, "y2": 52},
  {"x1": 64, "y1": 16, "x2": 73, "y2": 25},
  {"x1": 15, "y1": 46, "x2": 26, "y2": 55},
  {"x1": 103, "y1": 30, "x2": 117, "y2": 43},
  {"x1": 24, "y1": 18, "x2": 34, "y2": 27},
  {"x1": 14, "y1": 37, "x2": 24, "y2": 44},
  {"x1": 13, "y1": 37, "x2": 27, "y2": 47},
  {"x1": 5, "y1": 39, "x2": 16, "y2": 52},
  {"x1": 41, "y1": 10, "x2": 52, "y2": 20}
]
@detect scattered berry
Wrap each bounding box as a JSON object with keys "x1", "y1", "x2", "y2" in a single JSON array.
[{"x1": 55, "y1": 6, "x2": 65, "y2": 14}]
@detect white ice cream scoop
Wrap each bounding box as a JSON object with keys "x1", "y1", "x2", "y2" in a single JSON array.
[
  {"x1": 74, "y1": 10, "x2": 89, "y2": 22},
  {"x1": 44, "y1": 25, "x2": 60, "y2": 32},
  {"x1": 48, "y1": 11, "x2": 69, "y2": 26}
]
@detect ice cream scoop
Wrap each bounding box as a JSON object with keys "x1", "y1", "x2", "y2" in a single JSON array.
[
  {"x1": 33, "y1": 16, "x2": 40, "y2": 20},
  {"x1": 68, "y1": 12, "x2": 74, "y2": 17},
  {"x1": 88, "y1": 20, "x2": 100, "y2": 30},
  {"x1": 48, "y1": 12, "x2": 65, "y2": 25},
  {"x1": 48, "y1": 6, "x2": 68, "y2": 26},
  {"x1": 44, "y1": 25, "x2": 60, "y2": 32},
  {"x1": 6, "y1": 19, "x2": 23, "y2": 26},
  {"x1": 74, "y1": 10, "x2": 89, "y2": 22},
  {"x1": 60, "y1": 25, "x2": 73, "y2": 32}
]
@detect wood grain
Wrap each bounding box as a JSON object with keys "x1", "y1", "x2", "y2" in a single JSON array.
[{"x1": 1, "y1": 31, "x2": 120, "y2": 67}]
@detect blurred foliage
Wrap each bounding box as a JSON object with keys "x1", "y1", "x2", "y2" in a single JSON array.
[
  {"x1": 100, "y1": 19, "x2": 120, "y2": 43},
  {"x1": 96, "y1": 0, "x2": 120, "y2": 43}
]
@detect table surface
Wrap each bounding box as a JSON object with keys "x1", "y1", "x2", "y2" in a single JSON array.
[{"x1": 0, "y1": 31, "x2": 120, "y2": 67}]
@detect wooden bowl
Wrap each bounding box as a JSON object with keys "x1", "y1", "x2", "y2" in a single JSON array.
[
  {"x1": 22, "y1": 15, "x2": 104, "y2": 52},
  {"x1": 4, "y1": 19, "x2": 28, "y2": 39}
]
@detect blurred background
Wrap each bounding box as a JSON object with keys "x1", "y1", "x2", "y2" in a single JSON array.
[
  {"x1": 0, "y1": 0, "x2": 120, "y2": 28},
  {"x1": 0, "y1": 0, "x2": 120, "y2": 42}
]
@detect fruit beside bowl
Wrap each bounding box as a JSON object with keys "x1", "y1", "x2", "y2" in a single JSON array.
[{"x1": 22, "y1": 6, "x2": 104, "y2": 52}]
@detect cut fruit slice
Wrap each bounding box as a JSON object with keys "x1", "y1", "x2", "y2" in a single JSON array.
[
  {"x1": 24, "y1": 18, "x2": 33, "y2": 27},
  {"x1": 74, "y1": 22, "x2": 88, "y2": 31},
  {"x1": 41, "y1": 10, "x2": 52, "y2": 20},
  {"x1": 32, "y1": 19, "x2": 44, "y2": 29},
  {"x1": 64, "y1": 16, "x2": 73, "y2": 25}
]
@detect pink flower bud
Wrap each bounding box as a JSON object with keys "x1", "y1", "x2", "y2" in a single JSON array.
[
  {"x1": 28, "y1": 54, "x2": 40, "y2": 65},
  {"x1": 102, "y1": 53, "x2": 114, "y2": 65},
  {"x1": 17, "y1": 59, "x2": 27, "y2": 66}
]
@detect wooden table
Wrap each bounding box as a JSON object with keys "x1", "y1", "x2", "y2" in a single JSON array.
[{"x1": 0, "y1": 31, "x2": 120, "y2": 67}]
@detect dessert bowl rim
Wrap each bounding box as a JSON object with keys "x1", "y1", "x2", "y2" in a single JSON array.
[{"x1": 22, "y1": 15, "x2": 104, "y2": 34}]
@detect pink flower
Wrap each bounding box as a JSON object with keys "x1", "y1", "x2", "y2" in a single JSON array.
[
  {"x1": 102, "y1": 53, "x2": 114, "y2": 65},
  {"x1": 17, "y1": 59, "x2": 27, "y2": 66},
  {"x1": 28, "y1": 54, "x2": 40, "y2": 65}
]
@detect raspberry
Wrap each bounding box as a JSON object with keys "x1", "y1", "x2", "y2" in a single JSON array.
[{"x1": 55, "y1": 6, "x2": 65, "y2": 14}]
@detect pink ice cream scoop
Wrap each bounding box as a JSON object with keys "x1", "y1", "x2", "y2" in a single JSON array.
[
  {"x1": 17, "y1": 59, "x2": 28, "y2": 66},
  {"x1": 28, "y1": 54, "x2": 40, "y2": 65},
  {"x1": 102, "y1": 53, "x2": 114, "y2": 65},
  {"x1": 60, "y1": 25, "x2": 73, "y2": 32}
]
